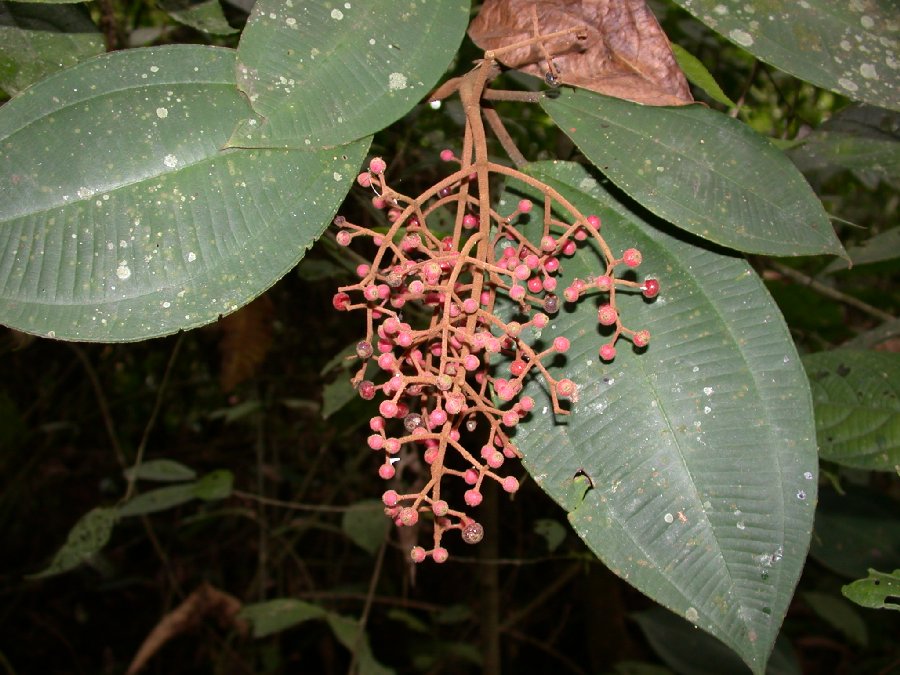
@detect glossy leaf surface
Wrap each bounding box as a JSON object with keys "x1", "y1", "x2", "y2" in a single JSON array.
[
  {"x1": 0, "y1": 45, "x2": 369, "y2": 341},
  {"x1": 543, "y1": 88, "x2": 844, "y2": 258},
  {"x1": 231, "y1": 0, "x2": 469, "y2": 148},
  {"x1": 669, "y1": 0, "x2": 899, "y2": 111},
  {"x1": 511, "y1": 161, "x2": 817, "y2": 673}
]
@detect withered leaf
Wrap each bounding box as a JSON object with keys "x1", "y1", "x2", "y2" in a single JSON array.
[
  {"x1": 218, "y1": 294, "x2": 275, "y2": 392},
  {"x1": 469, "y1": 0, "x2": 693, "y2": 106}
]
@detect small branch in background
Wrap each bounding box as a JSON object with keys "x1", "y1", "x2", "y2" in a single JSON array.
[
  {"x1": 480, "y1": 482, "x2": 502, "y2": 675},
  {"x1": 232, "y1": 490, "x2": 382, "y2": 513},
  {"x1": 729, "y1": 60, "x2": 760, "y2": 118},
  {"x1": 346, "y1": 537, "x2": 387, "y2": 675},
  {"x1": 769, "y1": 261, "x2": 895, "y2": 323},
  {"x1": 70, "y1": 344, "x2": 127, "y2": 470},
  {"x1": 124, "y1": 334, "x2": 185, "y2": 501}
]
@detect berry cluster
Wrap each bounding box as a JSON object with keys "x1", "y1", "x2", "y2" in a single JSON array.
[{"x1": 332, "y1": 153, "x2": 658, "y2": 563}]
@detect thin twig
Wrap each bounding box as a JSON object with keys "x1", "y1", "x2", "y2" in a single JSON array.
[
  {"x1": 232, "y1": 490, "x2": 380, "y2": 513},
  {"x1": 483, "y1": 89, "x2": 543, "y2": 103},
  {"x1": 347, "y1": 537, "x2": 387, "y2": 675},
  {"x1": 499, "y1": 563, "x2": 581, "y2": 632},
  {"x1": 70, "y1": 345, "x2": 127, "y2": 469},
  {"x1": 770, "y1": 261, "x2": 895, "y2": 322},
  {"x1": 124, "y1": 334, "x2": 185, "y2": 501}
]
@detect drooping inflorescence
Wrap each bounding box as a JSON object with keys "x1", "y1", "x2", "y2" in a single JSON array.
[{"x1": 331, "y1": 150, "x2": 659, "y2": 563}]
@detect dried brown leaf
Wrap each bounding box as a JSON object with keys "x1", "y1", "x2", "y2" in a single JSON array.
[
  {"x1": 218, "y1": 294, "x2": 275, "y2": 392},
  {"x1": 126, "y1": 582, "x2": 247, "y2": 674},
  {"x1": 469, "y1": 0, "x2": 693, "y2": 106}
]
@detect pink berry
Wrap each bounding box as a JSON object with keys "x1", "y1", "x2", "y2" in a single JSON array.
[
  {"x1": 557, "y1": 379, "x2": 576, "y2": 398},
  {"x1": 502, "y1": 411, "x2": 518, "y2": 427},
  {"x1": 382, "y1": 490, "x2": 399, "y2": 507},
  {"x1": 487, "y1": 451, "x2": 504, "y2": 469},
  {"x1": 599, "y1": 343, "x2": 617, "y2": 361},
  {"x1": 561, "y1": 240, "x2": 577, "y2": 256},
  {"x1": 533, "y1": 313, "x2": 549, "y2": 328},
  {"x1": 519, "y1": 396, "x2": 535, "y2": 412},
  {"x1": 463, "y1": 213, "x2": 478, "y2": 229},
  {"x1": 369, "y1": 416, "x2": 385, "y2": 432},
  {"x1": 598, "y1": 304, "x2": 617, "y2": 326},
  {"x1": 464, "y1": 468, "x2": 478, "y2": 485},
  {"x1": 463, "y1": 354, "x2": 480, "y2": 371},
  {"x1": 432, "y1": 547, "x2": 449, "y2": 563},
  {"x1": 439, "y1": 149, "x2": 455, "y2": 162},
  {"x1": 379, "y1": 400, "x2": 398, "y2": 418},
  {"x1": 356, "y1": 172, "x2": 372, "y2": 187},
  {"x1": 544, "y1": 257, "x2": 560, "y2": 273},
  {"x1": 369, "y1": 157, "x2": 387, "y2": 174},
  {"x1": 332, "y1": 292, "x2": 350, "y2": 311},
  {"x1": 633, "y1": 330, "x2": 651, "y2": 348},
  {"x1": 623, "y1": 248, "x2": 642, "y2": 267},
  {"x1": 642, "y1": 278, "x2": 660, "y2": 298},
  {"x1": 384, "y1": 438, "x2": 401, "y2": 454},
  {"x1": 432, "y1": 500, "x2": 449, "y2": 517},
  {"x1": 378, "y1": 463, "x2": 396, "y2": 480},
  {"x1": 595, "y1": 275, "x2": 612, "y2": 291},
  {"x1": 514, "y1": 264, "x2": 530, "y2": 281},
  {"x1": 518, "y1": 199, "x2": 533, "y2": 213},
  {"x1": 553, "y1": 336, "x2": 570, "y2": 352},
  {"x1": 586, "y1": 214, "x2": 601, "y2": 229},
  {"x1": 464, "y1": 489, "x2": 483, "y2": 506},
  {"x1": 527, "y1": 276, "x2": 543, "y2": 293},
  {"x1": 367, "y1": 434, "x2": 384, "y2": 450},
  {"x1": 429, "y1": 409, "x2": 448, "y2": 427},
  {"x1": 358, "y1": 381, "x2": 376, "y2": 400},
  {"x1": 336, "y1": 230, "x2": 351, "y2": 246},
  {"x1": 509, "y1": 285, "x2": 526, "y2": 301},
  {"x1": 410, "y1": 546, "x2": 427, "y2": 563},
  {"x1": 501, "y1": 476, "x2": 520, "y2": 493},
  {"x1": 563, "y1": 286, "x2": 580, "y2": 303},
  {"x1": 398, "y1": 507, "x2": 418, "y2": 526},
  {"x1": 541, "y1": 236, "x2": 556, "y2": 252}
]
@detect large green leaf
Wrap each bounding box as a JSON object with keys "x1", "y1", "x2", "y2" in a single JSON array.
[
  {"x1": 510, "y1": 161, "x2": 817, "y2": 674},
  {"x1": 229, "y1": 0, "x2": 469, "y2": 149},
  {"x1": 632, "y1": 606, "x2": 801, "y2": 675},
  {"x1": 0, "y1": 45, "x2": 369, "y2": 341},
  {"x1": 0, "y1": 1, "x2": 104, "y2": 96},
  {"x1": 542, "y1": 89, "x2": 844, "y2": 258},
  {"x1": 669, "y1": 0, "x2": 899, "y2": 111},
  {"x1": 803, "y1": 349, "x2": 900, "y2": 471}
]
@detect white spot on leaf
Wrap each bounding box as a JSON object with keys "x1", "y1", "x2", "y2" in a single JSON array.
[{"x1": 388, "y1": 72, "x2": 408, "y2": 91}]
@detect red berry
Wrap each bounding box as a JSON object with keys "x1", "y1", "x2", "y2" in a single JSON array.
[
  {"x1": 557, "y1": 379, "x2": 576, "y2": 398},
  {"x1": 598, "y1": 304, "x2": 617, "y2": 326},
  {"x1": 398, "y1": 507, "x2": 418, "y2": 526},
  {"x1": 642, "y1": 278, "x2": 660, "y2": 298},
  {"x1": 623, "y1": 248, "x2": 642, "y2": 267},
  {"x1": 518, "y1": 199, "x2": 533, "y2": 214},
  {"x1": 332, "y1": 292, "x2": 350, "y2": 311},
  {"x1": 439, "y1": 149, "x2": 455, "y2": 162},
  {"x1": 599, "y1": 343, "x2": 616, "y2": 361},
  {"x1": 358, "y1": 381, "x2": 376, "y2": 400},
  {"x1": 553, "y1": 336, "x2": 570, "y2": 353},
  {"x1": 432, "y1": 500, "x2": 449, "y2": 517},
  {"x1": 382, "y1": 490, "x2": 399, "y2": 507},
  {"x1": 633, "y1": 329, "x2": 651, "y2": 348}
]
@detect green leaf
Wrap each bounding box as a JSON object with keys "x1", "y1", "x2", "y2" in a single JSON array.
[
  {"x1": 0, "y1": 45, "x2": 369, "y2": 341},
  {"x1": 158, "y1": 0, "x2": 238, "y2": 35},
  {"x1": 668, "y1": 0, "x2": 899, "y2": 111},
  {"x1": 842, "y1": 569, "x2": 900, "y2": 611},
  {"x1": 789, "y1": 105, "x2": 900, "y2": 191},
  {"x1": 801, "y1": 591, "x2": 868, "y2": 646},
  {"x1": 0, "y1": 1, "x2": 105, "y2": 96},
  {"x1": 192, "y1": 469, "x2": 234, "y2": 500},
  {"x1": 803, "y1": 350, "x2": 900, "y2": 471},
  {"x1": 511, "y1": 161, "x2": 817, "y2": 674},
  {"x1": 341, "y1": 500, "x2": 388, "y2": 555},
  {"x1": 632, "y1": 607, "x2": 801, "y2": 675},
  {"x1": 29, "y1": 507, "x2": 116, "y2": 578},
  {"x1": 229, "y1": 0, "x2": 469, "y2": 149},
  {"x1": 823, "y1": 227, "x2": 900, "y2": 273},
  {"x1": 670, "y1": 43, "x2": 737, "y2": 108},
  {"x1": 123, "y1": 458, "x2": 197, "y2": 482},
  {"x1": 239, "y1": 598, "x2": 327, "y2": 637},
  {"x1": 322, "y1": 372, "x2": 357, "y2": 419},
  {"x1": 326, "y1": 613, "x2": 394, "y2": 675},
  {"x1": 542, "y1": 89, "x2": 844, "y2": 258},
  {"x1": 533, "y1": 518, "x2": 567, "y2": 553},
  {"x1": 117, "y1": 483, "x2": 198, "y2": 517},
  {"x1": 810, "y1": 485, "x2": 900, "y2": 578}
]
